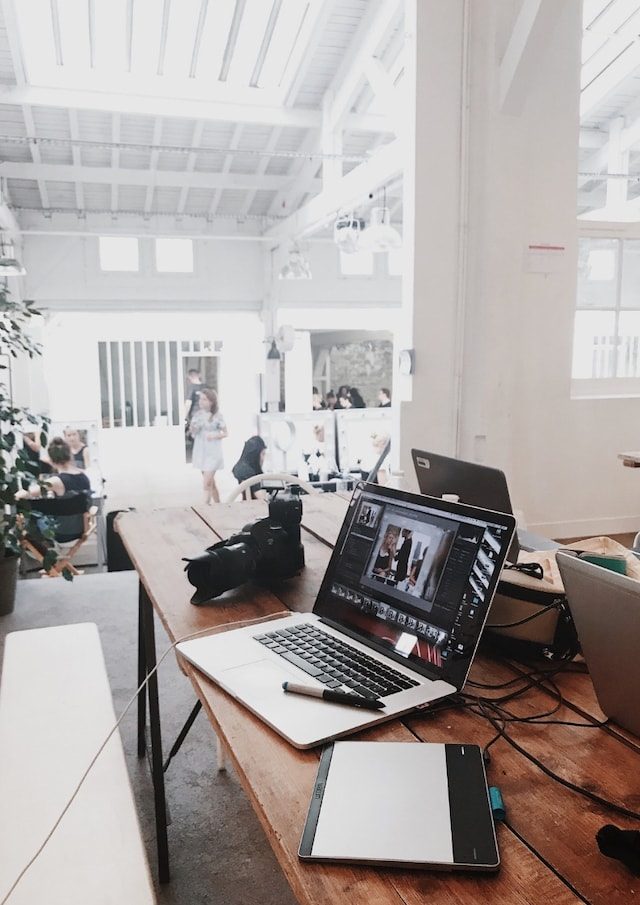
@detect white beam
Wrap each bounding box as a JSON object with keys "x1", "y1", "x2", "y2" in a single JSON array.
[
  {"x1": 606, "y1": 116, "x2": 628, "y2": 208},
  {"x1": 68, "y1": 109, "x2": 85, "y2": 212},
  {"x1": 324, "y1": 0, "x2": 403, "y2": 132},
  {"x1": 264, "y1": 138, "x2": 402, "y2": 243},
  {"x1": 0, "y1": 161, "x2": 320, "y2": 194},
  {"x1": 0, "y1": 84, "x2": 319, "y2": 130},
  {"x1": 207, "y1": 123, "x2": 244, "y2": 221},
  {"x1": 581, "y1": 42, "x2": 640, "y2": 120},
  {"x1": 144, "y1": 119, "x2": 163, "y2": 213},
  {"x1": 499, "y1": 0, "x2": 562, "y2": 115}
]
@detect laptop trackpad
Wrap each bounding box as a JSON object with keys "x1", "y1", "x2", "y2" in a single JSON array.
[{"x1": 222, "y1": 659, "x2": 300, "y2": 701}]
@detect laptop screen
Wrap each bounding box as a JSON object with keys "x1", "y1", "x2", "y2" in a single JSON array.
[{"x1": 313, "y1": 482, "x2": 515, "y2": 689}]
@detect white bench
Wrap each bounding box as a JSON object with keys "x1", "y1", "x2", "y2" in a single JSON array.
[{"x1": 0, "y1": 622, "x2": 156, "y2": 905}]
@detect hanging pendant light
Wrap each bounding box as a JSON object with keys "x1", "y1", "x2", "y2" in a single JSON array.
[{"x1": 360, "y1": 188, "x2": 402, "y2": 253}]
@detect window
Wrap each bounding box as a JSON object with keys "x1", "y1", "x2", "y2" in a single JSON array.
[
  {"x1": 99, "y1": 339, "x2": 221, "y2": 429},
  {"x1": 573, "y1": 234, "x2": 640, "y2": 396},
  {"x1": 155, "y1": 238, "x2": 194, "y2": 273},
  {"x1": 98, "y1": 236, "x2": 139, "y2": 271}
]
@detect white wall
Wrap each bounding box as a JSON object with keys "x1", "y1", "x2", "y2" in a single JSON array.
[
  {"x1": 18, "y1": 235, "x2": 401, "y2": 510},
  {"x1": 397, "y1": 0, "x2": 637, "y2": 539}
]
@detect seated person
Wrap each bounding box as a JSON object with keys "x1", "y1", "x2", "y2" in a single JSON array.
[
  {"x1": 21, "y1": 437, "x2": 91, "y2": 498},
  {"x1": 231, "y1": 436, "x2": 267, "y2": 499}
]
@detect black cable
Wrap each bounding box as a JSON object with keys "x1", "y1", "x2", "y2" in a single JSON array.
[
  {"x1": 485, "y1": 598, "x2": 563, "y2": 629},
  {"x1": 463, "y1": 693, "x2": 639, "y2": 819}
]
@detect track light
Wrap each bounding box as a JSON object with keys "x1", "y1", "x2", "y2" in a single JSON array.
[{"x1": 333, "y1": 214, "x2": 365, "y2": 254}]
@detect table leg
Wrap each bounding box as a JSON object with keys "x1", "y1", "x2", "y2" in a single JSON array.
[
  {"x1": 137, "y1": 596, "x2": 147, "y2": 758},
  {"x1": 138, "y1": 581, "x2": 171, "y2": 884}
]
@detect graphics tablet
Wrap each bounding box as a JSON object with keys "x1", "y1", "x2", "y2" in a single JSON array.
[{"x1": 299, "y1": 740, "x2": 500, "y2": 871}]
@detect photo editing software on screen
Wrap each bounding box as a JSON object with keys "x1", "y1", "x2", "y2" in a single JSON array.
[{"x1": 316, "y1": 488, "x2": 510, "y2": 686}]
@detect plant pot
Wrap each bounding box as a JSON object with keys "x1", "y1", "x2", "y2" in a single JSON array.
[{"x1": 0, "y1": 552, "x2": 19, "y2": 616}]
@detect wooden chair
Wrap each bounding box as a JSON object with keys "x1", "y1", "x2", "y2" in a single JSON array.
[{"x1": 21, "y1": 492, "x2": 98, "y2": 577}]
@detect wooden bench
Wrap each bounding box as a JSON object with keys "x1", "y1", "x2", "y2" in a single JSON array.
[{"x1": 0, "y1": 622, "x2": 156, "y2": 905}]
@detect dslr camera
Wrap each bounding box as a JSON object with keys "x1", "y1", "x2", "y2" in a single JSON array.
[{"x1": 184, "y1": 486, "x2": 305, "y2": 605}]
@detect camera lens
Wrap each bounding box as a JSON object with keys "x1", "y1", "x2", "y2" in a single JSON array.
[{"x1": 188, "y1": 541, "x2": 258, "y2": 601}]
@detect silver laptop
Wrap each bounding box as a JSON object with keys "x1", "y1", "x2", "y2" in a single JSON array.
[
  {"x1": 177, "y1": 482, "x2": 516, "y2": 749},
  {"x1": 412, "y1": 448, "x2": 520, "y2": 562},
  {"x1": 299, "y1": 741, "x2": 499, "y2": 870},
  {"x1": 557, "y1": 552, "x2": 640, "y2": 738}
]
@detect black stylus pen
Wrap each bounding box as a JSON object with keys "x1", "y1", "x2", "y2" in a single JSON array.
[{"x1": 282, "y1": 681, "x2": 384, "y2": 710}]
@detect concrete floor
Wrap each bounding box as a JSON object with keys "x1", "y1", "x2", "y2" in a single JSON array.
[{"x1": 1, "y1": 570, "x2": 300, "y2": 905}]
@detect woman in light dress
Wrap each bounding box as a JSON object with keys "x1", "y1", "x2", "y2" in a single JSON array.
[{"x1": 190, "y1": 388, "x2": 228, "y2": 504}]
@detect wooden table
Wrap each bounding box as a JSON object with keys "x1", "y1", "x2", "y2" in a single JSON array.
[{"x1": 117, "y1": 494, "x2": 640, "y2": 905}]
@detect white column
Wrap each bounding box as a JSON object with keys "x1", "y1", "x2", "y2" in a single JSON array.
[{"x1": 398, "y1": 0, "x2": 583, "y2": 521}]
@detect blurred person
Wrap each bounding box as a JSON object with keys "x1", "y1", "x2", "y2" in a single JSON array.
[
  {"x1": 348, "y1": 387, "x2": 366, "y2": 408},
  {"x1": 184, "y1": 368, "x2": 206, "y2": 424},
  {"x1": 335, "y1": 385, "x2": 351, "y2": 409},
  {"x1": 63, "y1": 427, "x2": 90, "y2": 469},
  {"x1": 190, "y1": 388, "x2": 227, "y2": 504},
  {"x1": 370, "y1": 433, "x2": 391, "y2": 485},
  {"x1": 18, "y1": 437, "x2": 90, "y2": 498},
  {"x1": 312, "y1": 386, "x2": 325, "y2": 410},
  {"x1": 232, "y1": 435, "x2": 267, "y2": 500},
  {"x1": 378, "y1": 387, "x2": 391, "y2": 407},
  {"x1": 325, "y1": 390, "x2": 337, "y2": 410}
]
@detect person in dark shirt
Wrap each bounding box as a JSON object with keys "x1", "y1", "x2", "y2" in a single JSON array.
[
  {"x1": 232, "y1": 436, "x2": 267, "y2": 499},
  {"x1": 394, "y1": 529, "x2": 413, "y2": 583},
  {"x1": 184, "y1": 369, "x2": 206, "y2": 424},
  {"x1": 25, "y1": 437, "x2": 91, "y2": 497},
  {"x1": 348, "y1": 387, "x2": 366, "y2": 408},
  {"x1": 377, "y1": 387, "x2": 391, "y2": 407}
]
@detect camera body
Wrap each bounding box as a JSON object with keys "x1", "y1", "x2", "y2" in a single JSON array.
[{"x1": 184, "y1": 488, "x2": 305, "y2": 604}]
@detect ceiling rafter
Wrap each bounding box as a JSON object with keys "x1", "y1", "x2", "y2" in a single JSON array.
[
  {"x1": 0, "y1": 0, "x2": 636, "y2": 241},
  {"x1": 324, "y1": 0, "x2": 403, "y2": 132},
  {"x1": 110, "y1": 113, "x2": 121, "y2": 214},
  {"x1": 208, "y1": 123, "x2": 245, "y2": 221},
  {"x1": 144, "y1": 119, "x2": 164, "y2": 213},
  {"x1": 264, "y1": 137, "x2": 401, "y2": 244},
  {"x1": 0, "y1": 162, "x2": 319, "y2": 194},
  {"x1": 68, "y1": 109, "x2": 86, "y2": 213},
  {"x1": 177, "y1": 120, "x2": 205, "y2": 217}
]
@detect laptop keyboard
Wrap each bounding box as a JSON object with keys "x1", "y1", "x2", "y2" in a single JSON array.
[{"x1": 253, "y1": 623, "x2": 420, "y2": 699}]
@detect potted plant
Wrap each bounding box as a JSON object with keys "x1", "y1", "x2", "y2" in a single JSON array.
[{"x1": 0, "y1": 285, "x2": 62, "y2": 613}]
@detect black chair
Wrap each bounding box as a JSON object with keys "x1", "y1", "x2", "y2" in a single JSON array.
[{"x1": 21, "y1": 492, "x2": 98, "y2": 577}]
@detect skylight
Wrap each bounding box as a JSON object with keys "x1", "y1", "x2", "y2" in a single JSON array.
[{"x1": 13, "y1": 0, "x2": 309, "y2": 101}]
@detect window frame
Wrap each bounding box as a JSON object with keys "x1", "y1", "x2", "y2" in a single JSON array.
[{"x1": 573, "y1": 221, "x2": 640, "y2": 398}]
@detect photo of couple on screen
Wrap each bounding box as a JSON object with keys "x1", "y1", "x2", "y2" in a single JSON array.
[{"x1": 363, "y1": 515, "x2": 456, "y2": 609}]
